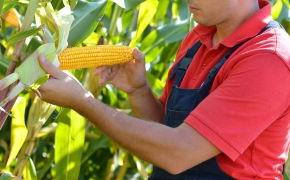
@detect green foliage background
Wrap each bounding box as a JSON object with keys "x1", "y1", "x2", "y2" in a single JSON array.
[{"x1": 0, "y1": 0, "x2": 289, "y2": 179}]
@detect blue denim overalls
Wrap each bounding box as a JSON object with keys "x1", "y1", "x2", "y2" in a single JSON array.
[{"x1": 148, "y1": 21, "x2": 284, "y2": 180}]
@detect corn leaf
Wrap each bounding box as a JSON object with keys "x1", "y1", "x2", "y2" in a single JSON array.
[
  {"x1": 112, "y1": 0, "x2": 145, "y2": 10},
  {"x1": 140, "y1": 19, "x2": 190, "y2": 54},
  {"x1": 63, "y1": 0, "x2": 69, "y2": 6},
  {"x1": 0, "y1": 0, "x2": 5, "y2": 15},
  {"x1": 81, "y1": 136, "x2": 111, "y2": 164},
  {"x1": 0, "y1": 50, "x2": 10, "y2": 75},
  {"x1": 272, "y1": 0, "x2": 283, "y2": 20},
  {"x1": 20, "y1": 0, "x2": 39, "y2": 31},
  {"x1": 129, "y1": 0, "x2": 158, "y2": 47},
  {"x1": 6, "y1": 96, "x2": 28, "y2": 167},
  {"x1": 37, "y1": 148, "x2": 54, "y2": 180},
  {"x1": 0, "y1": 172, "x2": 21, "y2": 180},
  {"x1": 1, "y1": 3, "x2": 14, "y2": 16},
  {"x1": 7, "y1": 27, "x2": 42, "y2": 45},
  {"x1": 23, "y1": 154, "x2": 38, "y2": 180},
  {"x1": 178, "y1": 0, "x2": 190, "y2": 20},
  {"x1": 55, "y1": 108, "x2": 85, "y2": 180},
  {"x1": 147, "y1": 72, "x2": 164, "y2": 97},
  {"x1": 133, "y1": 156, "x2": 148, "y2": 180},
  {"x1": 30, "y1": 74, "x2": 49, "y2": 90},
  {"x1": 68, "y1": 0, "x2": 107, "y2": 46},
  {"x1": 3, "y1": 0, "x2": 34, "y2": 7},
  {"x1": 152, "y1": 0, "x2": 170, "y2": 24}
]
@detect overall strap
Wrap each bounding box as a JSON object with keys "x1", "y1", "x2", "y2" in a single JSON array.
[
  {"x1": 169, "y1": 41, "x2": 202, "y2": 86},
  {"x1": 199, "y1": 20, "x2": 284, "y2": 98}
]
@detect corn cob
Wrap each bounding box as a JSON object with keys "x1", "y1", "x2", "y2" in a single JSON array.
[{"x1": 58, "y1": 45, "x2": 134, "y2": 70}]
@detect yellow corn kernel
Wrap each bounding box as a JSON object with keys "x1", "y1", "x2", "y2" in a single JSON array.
[{"x1": 58, "y1": 45, "x2": 134, "y2": 70}]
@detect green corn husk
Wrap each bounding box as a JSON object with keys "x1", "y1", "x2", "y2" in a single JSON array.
[
  {"x1": 15, "y1": 43, "x2": 58, "y2": 86},
  {"x1": 0, "y1": 3, "x2": 74, "y2": 110}
]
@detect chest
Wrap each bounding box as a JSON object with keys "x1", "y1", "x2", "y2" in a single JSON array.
[{"x1": 179, "y1": 45, "x2": 229, "y2": 89}]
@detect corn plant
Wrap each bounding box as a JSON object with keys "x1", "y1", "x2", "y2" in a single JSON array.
[{"x1": 0, "y1": 0, "x2": 289, "y2": 179}]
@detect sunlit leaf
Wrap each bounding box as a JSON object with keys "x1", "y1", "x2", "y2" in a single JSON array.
[
  {"x1": 152, "y1": 0, "x2": 170, "y2": 24},
  {"x1": 30, "y1": 74, "x2": 49, "y2": 90},
  {"x1": 133, "y1": 156, "x2": 148, "y2": 179},
  {"x1": 272, "y1": 0, "x2": 284, "y2": 20},
  {"x1": 23, "y1": 154, "x2": 38, "y2": 180},
  {"x1": 129, "y1": 0, "x2": 158, "y2": 47},
  {"x1": 55, "y1": 109, "x2": 85, "y2": 180},
  {"x1": 172, "y1": 0, "x2": 179, "y2": 19},
  {"x1": 6, "y1": 96, "x2": 28, "y2": 167}
]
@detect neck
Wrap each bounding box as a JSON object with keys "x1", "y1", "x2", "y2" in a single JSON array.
[{"x1": 212, "y1": 2, "x2": 260, "y2": 47}]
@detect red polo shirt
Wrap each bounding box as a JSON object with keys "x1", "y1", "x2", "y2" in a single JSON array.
[{"x1": 159, "y1": 0, "x2": 290, "y2": 179}]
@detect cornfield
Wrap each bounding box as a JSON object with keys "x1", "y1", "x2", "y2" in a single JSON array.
[{"x1": 0, "y1": 0, "x2": 289, "y2": 179}]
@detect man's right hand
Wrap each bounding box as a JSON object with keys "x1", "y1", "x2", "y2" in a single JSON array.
[{"x1": 93, "y1": 48, "x2": 148, "y2": 96}]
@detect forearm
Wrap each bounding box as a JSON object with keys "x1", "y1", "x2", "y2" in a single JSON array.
[
  {"x1": 74, "y1": 94, "x2": 220, "y2": 174},
  {"x1": 127, "y1": 82, "x2": 165, "y2": 123},
  {"x1": 75, "y1": 94, "x2": 173, "y2": 170}
]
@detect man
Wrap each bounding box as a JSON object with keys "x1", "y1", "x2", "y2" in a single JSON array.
[{"x1": 38, "y1": 0, "x2": 290, "y2": 179}]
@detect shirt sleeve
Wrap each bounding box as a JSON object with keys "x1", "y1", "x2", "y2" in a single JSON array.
[{"x1": 184, "y1": 52, "x2": 290, "y2": 160}]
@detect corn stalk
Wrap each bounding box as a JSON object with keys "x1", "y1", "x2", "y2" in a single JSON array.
[
  {"x1": 13, "y1": 96, "x2": 56, "y2": 177},
  {"x1": 0, "y1": 0, "x2": 40, "y2": 129}
]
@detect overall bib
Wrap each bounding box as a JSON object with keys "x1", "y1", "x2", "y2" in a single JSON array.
[{"x1": 148, "y1": 21, "x2": 284, "y2": 180}]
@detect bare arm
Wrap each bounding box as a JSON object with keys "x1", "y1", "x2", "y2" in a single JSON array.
[
  {"x1": 78, "y1": 96, "x2": 220, "y2": 174},
  {"x1": 127, "y1": 82, "x2": 165, "y2": 123},
  {"x1": 38, "y1": 56, "x2": 221, "y2": 174}
]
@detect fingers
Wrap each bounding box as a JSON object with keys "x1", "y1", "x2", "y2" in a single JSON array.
[
  {"x1": 93, "y1": 66, "x2": 108, "y2": 86},
  {"x1": 38, "y1": 55, "x2": 65, "y2": 79},
  {"x1": 93, "y1": 66, "x2": 106, "y2": 76},
  {"x1": 99, "y1": 67, "x2": 114, "y2": 86},
  {"x1": 93, "y1": 66, "x2": 114, "y2": 86}
]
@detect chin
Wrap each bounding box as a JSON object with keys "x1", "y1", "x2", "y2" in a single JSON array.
[{"x1": 193, "y1": 18, "x2": 214, "y2": 26}]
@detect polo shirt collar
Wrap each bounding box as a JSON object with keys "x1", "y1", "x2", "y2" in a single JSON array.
[{"x1": 193, "y1": 0, "x2": 273, "y2": 48}]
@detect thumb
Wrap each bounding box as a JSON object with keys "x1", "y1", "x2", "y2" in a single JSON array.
[
  {"x1": 133, "y1": 48, "x2": 145, "y2": 64},
  {"x1": 38, "y1": 55, "x2": 63, "y2": 79}
]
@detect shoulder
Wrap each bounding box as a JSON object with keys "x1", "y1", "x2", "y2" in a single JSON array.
[{"x1": 232, "y1": 27, "x2": 290, "y2": 71}]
